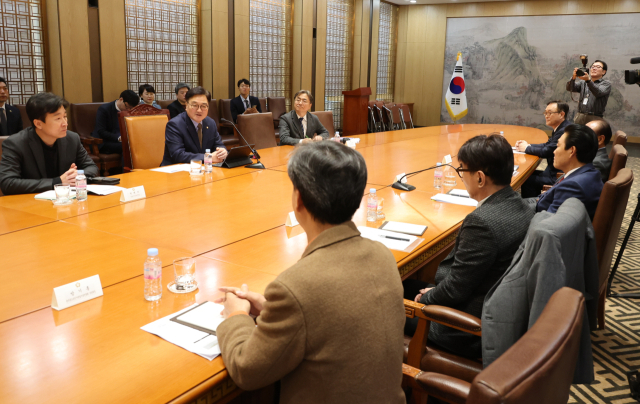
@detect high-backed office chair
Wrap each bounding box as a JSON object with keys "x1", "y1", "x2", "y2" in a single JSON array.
[
  {"x1": 608, "y1": 144, "x2": 627, "y2": 181},
  {"x1": 404, "y1": 287, "x2": 584, "y2": 404},
  {"x1": 236, "y1": 112, "x2": 277, "y2": 150},
  {"x1": 310, "y1": 111, "x2": 335, "y2": 137},
  {"x1": 14, "y1": 104, "x2": 31, "y2": 129},
  {"x1": 399, "y1": 104, "x2": 414, "y2": 129},
  {"x1": 218, "y1": 99, "x2": 235, "y2": 137},
  {"x1": 69, "y1": 102, "x2": 121, "y2": 176},
  {"x1": 592, "y1": 168, "x2": 633, "y2": 329},
  {"x1": 157, "y1": 99, "x2": 174, "y2": 109},
  {"x1": 208, "y1": 99, "x2": 238, "y2": 147},
  {"x1": 258, "y1": 98, "x2": 267, "y2": 114},
  {"x1": 609, "y1": 131, "x2": 627, "y2": 159},
  {"x1": 266, "y1": 97, "x2": 286, "y2": 137},
  {"x1": 118, "y1": 104, "x2": 170, "y2": 171},
  {"x1": 388, "y1": 105, "x2": 404, "y2": 130}
]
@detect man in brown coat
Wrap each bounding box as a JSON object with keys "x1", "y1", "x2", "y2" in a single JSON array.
[{"x1": 215, "y1": 141, "x2": 406, "y2": 404}]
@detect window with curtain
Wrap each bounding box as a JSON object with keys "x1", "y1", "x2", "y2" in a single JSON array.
[
  {"x1": 376, "y1": 1, "x2": 398, "y2": 103},
  {"x1": 325, "y1": 0, "x2": 354, "y2": 130},
  {"x1": 0, "y1": 0, "x2": 47, "y2": 104},
  {"x1": 124, "y1": 0, "x2": 199, "y2": 101},
  {"x1": 249, "y1": 0, "x2": 293, "y2": 110}
]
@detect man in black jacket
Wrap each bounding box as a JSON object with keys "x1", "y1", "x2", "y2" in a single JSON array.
[
  {"x1": 230, "y1": 78, "x2": 262, "y2": 123},
  {"x1": 0, "y1": 93, "x2": 99, "y2": 195},
  {"x1": 279, "y1": 90, "x2": 329, "y2": 145},
  {"x1": 167, "y1": 83, "x2": 190, "y2": 120},
  {"x1": 91, "y1": 89, "x2": 139, "y2": 154},
  {"x1": 516, "y1": 101, "x2": 572, "y2": 198},
  {"x1": 404, "y1": 135, "x2": 534, "y2": 359},
  {"x1": 0, "y1": 77, "x2": 23, "y2": 136}
]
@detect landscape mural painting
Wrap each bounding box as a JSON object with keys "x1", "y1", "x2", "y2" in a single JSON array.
[{"x1": 441, "y1": 14, "x2": 640, "y2": 137}]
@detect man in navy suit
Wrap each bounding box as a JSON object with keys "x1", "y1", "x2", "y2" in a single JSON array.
[
  {"x1": 0, "y1": 77, "x2": 23, "y2": 136},
  {"x1": 230, "y1": 78, "x2": 262, "y2": 123},
  {"x1": 536, "y1": 124, "x2": 603, "y2": 219},
  {"x1": 91, "y1": 89, "x2": 139, "y2": 154},
  {"x1": 516, "y1": 101, "x2": 571, "y2": 198},
  {"x1": 161, "y1": 87, "x2": 228, "y2": 166}
]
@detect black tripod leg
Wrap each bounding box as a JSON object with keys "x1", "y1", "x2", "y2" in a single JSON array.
[{"x1": 608, "y1": 194, "x2": 640, "y2": 298}]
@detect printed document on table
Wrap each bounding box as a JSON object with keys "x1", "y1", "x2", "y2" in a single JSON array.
[
  {"x1": 448, "y1": 189, "x2": 470, "y2": 198},
  {"x1": 34, "y1": 190, "x2": 76, "y2": 200},
  {"x1": 358, "y1": 226, "x2": 424, "y2": 252},
  {"x1": 150, "y1": 164, "x2": 192, "y2": 173},
  {"x1": 87, "y1": 185, "x2": 126, "y2": 195},
  {"x1": 141, "y1": 303, "x2": 223, "y2": 361},
  {"x1": 432, "y1": 193, "x2": 478, "y2": 207},
  {"x1": 379, "y1": 221, "x2": 427, "y2": 236}
]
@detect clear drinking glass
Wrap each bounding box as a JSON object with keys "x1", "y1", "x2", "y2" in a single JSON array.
[
  {"x1": 190, "y1": 159, "x2": 202, "y2": 175},
  {"x1": 443, "y1": 166, "x2": 458, "y2": 187},
  {"x1": 54, "y1": 184, "x2": 71, "y2": 204},
  {"x1": 173, "y1": 257, "x2": 197, "y2": 291}
]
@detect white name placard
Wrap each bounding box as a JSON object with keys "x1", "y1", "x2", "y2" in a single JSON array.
[
  {"x1": 52, "y1": 275, "x2": 103, "y2": 311},
  {"x1": 285, "y1": 211, "x2": 299, "y2": 227},
  {"x1": 120, "y1": 186, "x2": 146, "y2": 202},
  {"x1": 395, "y1": 173, "x2": 408, "y2": 184},
  {"x1": 346, "y1": 140, "x2": 357, "y2": 149},
  {"x1": 443, "y1": 154, "x2": 452, "y2": 165}
]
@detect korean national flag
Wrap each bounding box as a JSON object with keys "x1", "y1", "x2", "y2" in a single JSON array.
[{"x1": 445, "y1": 52, "x2": 468, "y2": 122}]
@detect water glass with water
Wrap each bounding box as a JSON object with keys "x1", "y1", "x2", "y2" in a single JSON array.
[
  {"x1": 54, "y1": 184, "x2": 71, "y2": 204},
  {"x1": 190, "y1": 160, "x2": 202, "y2": 175},
  {"x1": 173, "y1": 257, "x2": 197, "y2": 291}
]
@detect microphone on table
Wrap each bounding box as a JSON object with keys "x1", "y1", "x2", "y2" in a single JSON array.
[
  {"x1": 630, "y1": 57, "x2": 640, "y2": 64},
  {"x1": 220, "y1": 118, "x2": 265, "y2": 169},
  {"x1": 391, "y1": 164, "x2": 457, "y2": 192}
]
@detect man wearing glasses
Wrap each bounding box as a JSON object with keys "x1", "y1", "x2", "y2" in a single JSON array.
[
  {"x1": 161, "y1": 87, "x2": 227, "y2": 166},
  {"x1": 566, "y1": 60, "x2": 611, "y2": 125},
  {"x1": 515, "y1": 101, "x2": 571, "y2": 198},
  {"x1": 279, "y1": 90, "x2": 329, "y2": 146}
]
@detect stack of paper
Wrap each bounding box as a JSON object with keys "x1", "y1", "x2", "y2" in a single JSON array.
[
  {"x1": 34, "y1": 190, "x2": 76, "y2": 200},
  {"x1": 358, "y1": 226, "x2": 423, "y2": 252},
  {"x1": 432, "y1": 193, "x2": 478, "y2": 207},
  {"x1": 150, "y1": 164, "x2": 192, "y2": 173},
  {"x1": 141, "y1": 303, "x2": 223, "y2": 361},
  {"x1": 379, "y1": 221, "x2": 427, "y2": 236},
  {"x1": 87, "y1": 185, "x2": 125, "y2": 195},
  {"x1": 448, "y1": 189, "x2": 470, "y2": 198}
]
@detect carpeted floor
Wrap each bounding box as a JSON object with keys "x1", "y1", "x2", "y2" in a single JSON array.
[{"x1": 569, "y1": 156, "x2": 640, "y2": 404}]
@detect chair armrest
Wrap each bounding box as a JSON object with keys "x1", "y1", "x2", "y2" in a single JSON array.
[
  {"x1": 415, "y1": 371, "x2": 471, "y2": 404},
  {"x1": 81, "y1": 137, "x2": 103, "y2": 145},
  {"x1": 421, "y1": 305, "x2": 482, "y2": 336},
  {"x1": 542, "y1": 184, "x2": 552, "y2": 193}
]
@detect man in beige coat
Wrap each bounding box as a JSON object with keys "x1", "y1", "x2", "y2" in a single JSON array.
[{"x1": 215, "y1": 141, "x2": 406, "y2": 404}]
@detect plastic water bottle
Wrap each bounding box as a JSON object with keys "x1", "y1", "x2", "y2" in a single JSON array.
[
  {"x1": 204, "y1": 149, "x2": 213, "y2": 173},
  {"x1": 332, "y1": 131, "x2": 341, "y2": 142},
  {"x1": 367, "y1": 189, "x2": 378, "y2": 222},
  {"x1": 434, "y1": 163, "x2": 443, "y2": 189},
  {"x1": 144, "y1": 248, "x2": 162, "y2": 301},
  {"x1": 76, "y1": 170, "x2": 87, "y2": 201}
]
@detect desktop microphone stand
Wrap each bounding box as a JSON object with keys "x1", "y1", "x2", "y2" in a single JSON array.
[{"x1": 220, "y1": 118, "x2": 265, "y2": 169}]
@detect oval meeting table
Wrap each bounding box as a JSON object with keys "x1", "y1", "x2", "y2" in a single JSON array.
[{"x1": 0, "y1": 124, "x2": 547, "y2": 404}]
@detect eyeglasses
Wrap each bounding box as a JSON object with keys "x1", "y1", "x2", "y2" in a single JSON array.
[
  {"x1": 453, "y1": 165, "x2": 475, "y2": 178},
  {"x1": 542, "y1": 111, "x2": 559, "y2": 116},
  {"x1": 188, "y1": 103, "x2": 209, "y2": 111},
  {"x1": 591, "y1": 65, "x2": 604, "y2": 70}
]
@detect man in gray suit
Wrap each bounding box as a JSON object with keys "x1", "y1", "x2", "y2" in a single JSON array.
[
  {"x1": 279, "y1": 90, "x2": 329, "y2": 145},
  {"x1": 404, "y1": 134, "x2": 535, "y2": 358},
  {"x1": 0, "y1": 93, "x2": 98, "y2": 195},
  {"x1": 587, "y1": 119, "x2": 613, "y2": 182}
]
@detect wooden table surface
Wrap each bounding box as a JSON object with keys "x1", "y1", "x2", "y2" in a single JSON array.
[{"x1": 0, "y1": 124, "x2": 547, "y2": 404}]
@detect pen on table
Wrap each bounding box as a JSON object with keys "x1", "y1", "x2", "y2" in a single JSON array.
[{"x1": 379, "y1": 235, "x2": 410, "y2": 242}]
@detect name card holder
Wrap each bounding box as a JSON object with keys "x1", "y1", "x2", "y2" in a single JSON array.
[
  {"x1": 285, "y1": 212, "x2": 299, "y2": 227},
  {"x1": 52, "y1": 275, "x2": 104, "y2": 311},
  {"x1": 120, "y1": 186, "x2": 146, "y2": 202},
  {"x1": 443, "y1": 154, "x2": 452, "y2": 165}
]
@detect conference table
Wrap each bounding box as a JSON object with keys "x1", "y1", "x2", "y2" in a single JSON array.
[{"x1": 0, "y1": 124, "x2": 547, "y2": 404}]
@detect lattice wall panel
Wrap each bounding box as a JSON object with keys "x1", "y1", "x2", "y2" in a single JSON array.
[
  {"x1": 0, "y1": 0, "x2": 47, "y2": 104},
  {"x1": 376, "y1": 1, "x2": 398, "y2": 103},
  {"x1": 124, "y1": 0, "x2": 199, "y2": 101},
  {"x1": 250, "y1": 0, "x2": 293, "y2": 110},
  {"x1": 325, "y1": 0, "x2": 354, "y2": 130}
]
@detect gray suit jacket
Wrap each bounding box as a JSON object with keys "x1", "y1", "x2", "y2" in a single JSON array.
[
  {"x1": 278, "y1": 110, "x2": 329, "y2": 146},
  {"x1": 420, "y1": 186, "x2": 534, "y2": 358},
  {"x1": 481, "y1": 198, "x2": 598, "y2": 384},
  {"x1": 0, "y1": 127, "x2": 99, "y2": 195},
  {"x1": 592, "y1": 147, "x2": 612, "y2": 182}
]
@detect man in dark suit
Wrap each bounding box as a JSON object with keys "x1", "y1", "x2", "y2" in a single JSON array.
[
  {"x1": 516, "y1": 101, "x2": 572, "y2": 198},
  {"x1": 215, "y1": 141, "x2": 405, "y2": 404},
  {"x1": 161, "y1": 86, "x2": 228, "y2": 166},
  {"x1": 0, "y1": 93, "x2": 99, "y2": 195},
  {"x1": 586, "y1": 119, "x2": 613, "y2": 182},
  {"x1": 279, "y1": 90, "x2": 329, "y2": 145},
  {"x1": 167, "y1": 82, "x2": 190, "y2": 119},
  {"x1": 536, "y1": 124, "x2": 603, "y2": 219},
  {"x1": 0, "y1": 77, "x2": 23, "y2": 136},
  {"x1": 404, "y1": 135, "x2": 535, "y2": 359},
  {"x1": 230, "y1": 79, "x2": 262, "y2": 123},
  {"x1": 91, "y1": 89, "x2": 139, "y2": 154}
]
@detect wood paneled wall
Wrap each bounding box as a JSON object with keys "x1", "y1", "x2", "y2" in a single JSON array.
[
  {"x1": 292, "y1": 0, "x2": 314, "y2": 94},
  {"x1": 98, "y1": 0, "x2": 127, "y2": 102},
  {"x1": 234, "y1": 0, "x2": 250, "y2": 92},
  {"x1": 395, "y1": 0, "x2": 640, "y2": 127},
  {"x1": 315, "y1": 0, "x2": 328, "y2": 111}
]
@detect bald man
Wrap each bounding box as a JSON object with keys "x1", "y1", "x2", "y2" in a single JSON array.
[{"x1": 587, "y1": 119, "x2": 613, "y2": 182}]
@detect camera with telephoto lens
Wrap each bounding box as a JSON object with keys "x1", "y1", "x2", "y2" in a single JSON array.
[
  {"x1": 576, "y1": 54, "x2": 589, "y2": 77},
  {"x1": 625, "y1": 56, "x2": 640, "y2": 86}
]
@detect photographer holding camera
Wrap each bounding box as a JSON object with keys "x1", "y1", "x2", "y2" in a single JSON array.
[{"x1": 566, "y1": 59, "x2": 611, "y2": 124}]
